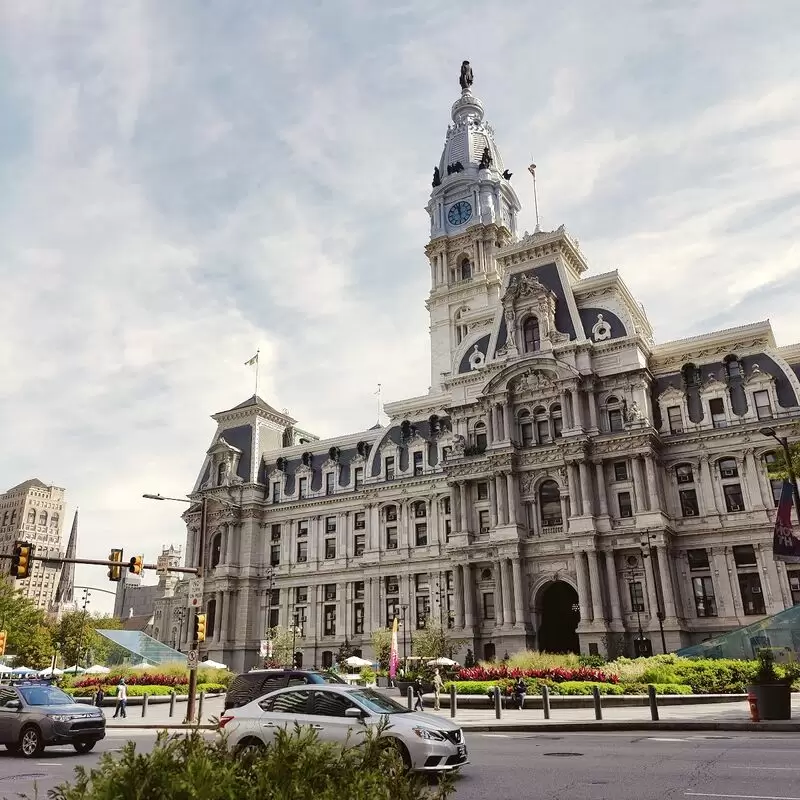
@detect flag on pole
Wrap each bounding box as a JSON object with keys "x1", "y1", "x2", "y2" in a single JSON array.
[
  {"x1": 388, "y1": 616, "x2": 400, "y2": 679},
  {"x1": 244, "y1": 352, "x2": 259, "y2": 366},
  {"x1": 528, "y1": 163, "x2": 537, "y2": 175},
  {"x1": 772, "y1": 480, "x2": 800, "y2": 563}
]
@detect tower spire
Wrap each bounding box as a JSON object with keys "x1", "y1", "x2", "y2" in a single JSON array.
[{"x1": 54, "y1": 508, "x2": 78, "y2": 608}]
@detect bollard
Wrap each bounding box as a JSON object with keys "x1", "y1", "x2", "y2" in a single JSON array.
[
  {"x1": 493, "y1": 686, "x2": 502, "y2": 720},
  {"x1": 197, "y1": 691, "x2": 205, "y2": 723},
  {"x1": 407, "y1": 686, "x2": 413, "y2": 710},
  {"x1": 592, "y1": 686, "x2": 603, "y2": 720},
  {"x1": 747, "y1": 692, "x2": 760, "y2": 722},
  {"x1": 141, "y1": 694, "x2": 149, "y2": 718},
  {"x1": 450, "y1": 683, "x2": 457, "y2": 719},
  {"x1": 648, "y1": 685, "x2": 659, "y2": 721},
  {"x1": 541, "y1": 685, "x2": 551, "y2": 720},
  {"x1": 169, "y1": 690, "x2": 176, "y2": 718}
]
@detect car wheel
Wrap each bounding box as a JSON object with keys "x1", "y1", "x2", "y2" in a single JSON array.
[
  {"x1": 235, "y1": 738, "x2": 265, "y2": 757},
  {"x1": 73, "y1": 741, "x2": 96, "y2": 754},
  {"x1": 19, "y1": 726, "x2": 44, "y2": 758},
  {"x1": 381, "y1": 738, "x2": 412, "y2": 770}
]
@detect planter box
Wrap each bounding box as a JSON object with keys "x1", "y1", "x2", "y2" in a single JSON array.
[
  {"x1": 376, "y1": 677, "x2": 389, "y2": 688},
  {"x1": 748, "y1": 683, "x2": 792, "y2": 720}
]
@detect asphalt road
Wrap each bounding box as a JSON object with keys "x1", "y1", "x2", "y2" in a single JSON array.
[{"x1": 2, "y1": 729, "x2": 800, "y2": 800}]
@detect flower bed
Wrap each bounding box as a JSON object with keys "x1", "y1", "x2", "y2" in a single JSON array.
[
  {"x1": 65, "y1": 685, "x2": 185, "y2": 698},
  {"x1": 457, "y1": 665, "x2": 618, "y2": 684}
]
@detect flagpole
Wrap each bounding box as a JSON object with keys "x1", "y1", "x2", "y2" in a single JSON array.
[
  {"x1": 375, "y1": 383, "x2": 382, "y2": 425},
  {"x1": 528, "y1": 162, "x2": 541, "y2": 233},
  {"x1": 254, "y1": 349, "x2": 260, "y2": 398}
]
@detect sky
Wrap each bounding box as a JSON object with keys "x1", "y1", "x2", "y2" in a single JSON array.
[{"x1": 1, "y1": 1, "x2": 799, "y2": 613}]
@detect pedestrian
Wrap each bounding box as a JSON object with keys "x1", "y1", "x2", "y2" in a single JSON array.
[
  {"x1": 513, "y1": 677, "x2": 527, "y2": 710},
  {"x1": 112, "y1": 678, "x2": 127, "y2": 718},
  {"x1": 432, "y1": 669, "x2": 444, "y2": 711},
  {"x1": 94, "y1": 686, "x2": 105, "y2": 710},
  {"x1": 413, "y1": 677, "x2": 424, "y2": 712}
]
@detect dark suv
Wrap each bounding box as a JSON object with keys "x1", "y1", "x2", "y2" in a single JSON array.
[{"x1": 224, "y1": 669, "x2": 346, "y2": 711}]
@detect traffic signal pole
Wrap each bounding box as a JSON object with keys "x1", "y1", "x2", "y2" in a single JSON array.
[
  {"x1": 0, "y1": 553, "x2": 201, "y2": 575},
  {"x1": 185, "y1": 496, "x2": 207, "y2": 725}
]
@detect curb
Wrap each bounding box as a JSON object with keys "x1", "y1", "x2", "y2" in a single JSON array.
[
  {"x1": 462, "y1": 720, "x2": 800, "y2": 733},
  {"x1": 106, "y1": 724, "x2": 218, "y2": 730}
]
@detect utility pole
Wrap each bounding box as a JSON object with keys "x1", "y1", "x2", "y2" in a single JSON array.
[
  {"x1": 75, "y1": 588, "x2": 91, "y2": 668},
  {"x1": 186, "y1": 496, "x2": 207, "y2": 724}
]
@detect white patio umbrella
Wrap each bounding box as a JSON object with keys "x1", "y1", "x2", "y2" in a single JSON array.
[
  {"x1": 62, "y1": 665, "x2": 86, "y2": 674},
  {"x1": 344, "y1": 655, "x2": 372, "y2": 669},
  {"x1": 426, "y1": 657, "x2": 459, "y2": 667},
  {"x1": 38, "y1": 667, "x2": 64, "y2": 677},
  {"x1": 11, "y1": 666, "x2": 37, "y2": 675},
  {"x1": 200, "y1": 659, "x2": 228, "y2": 670},
  {"x1": 83, "y1": 665, "x2": 111, "y2": 675}
]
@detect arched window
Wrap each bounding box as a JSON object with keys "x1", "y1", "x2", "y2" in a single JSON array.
[
  {"x1": 718, "y1": 458, "x2": 738, "y2": 478},
  {"x1": 551, "y1": 403, "x2": 563, "y2": 439},
  {"x1": 414, "y1": 501, "x2": 427, "y2": 518},
  {"x1": 518, "y1": 409, "x2": 534, "y2": 447},
  {"x1": 460, "y1": 257, "x2": 472, "y2": 281},
  {"x1": 2, "y1": 511, "x2": 7, "y2": 526},
  {"x1": 523, "y1": 316, "x2": 541, "y2": 353},
  {"x1": 210, "y1": 532, "x2": 223, "y2": 568},
  {"x1": 38, "y1": 511, "x2": 48, "y2": 526},
  {"x1": 9, "y1": 510, "x2": 16, "y2": 525},
  {"x1": 27, "y1": 510, "x2": 35, "y2": 524},
  {"x1": 217, "y1": 462, "x2": 228, "y2": 485},
  {"x1": 384, "y1": 504, "x2": 398, "y2": 522},
  {"x1": 606, "y1": 396, "x2": 624, "y2": 432},
  {"x1": 533, "y1": 405, "x2": 550, "y2": 444},
  {"x1": 539, "y1": 480, "x2": 562, "y2": 527},
  {"x1": 474, "y1": 421, "x2": 487, "y2": 450},
  {"x1": 455, "y1": 307, "x2": 470, "y2": 345},
  {"x1": 51, "y1": 513, "x2": 59, "y2": 527}
]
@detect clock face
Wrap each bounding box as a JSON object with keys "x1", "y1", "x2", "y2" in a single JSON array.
[{"x1": 448, "y1": 200, "x2": 472, "y2": 226}]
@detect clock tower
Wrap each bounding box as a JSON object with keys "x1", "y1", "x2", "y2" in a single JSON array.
[{"x1": 425, "y1": 62, "x2": 521, "y2": 391}]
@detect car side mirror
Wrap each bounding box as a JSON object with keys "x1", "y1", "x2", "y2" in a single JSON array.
[
  {"x1": 6, "y1": 700, "x2": 21, "y2": 710},
  {"x1": 345, "y1": 707, "x2": 365, "y2": 720}
]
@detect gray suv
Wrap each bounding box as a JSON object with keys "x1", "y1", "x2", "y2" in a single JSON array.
[{"x1": 0, "y1": 680, "x2": 106, "y2": 757}]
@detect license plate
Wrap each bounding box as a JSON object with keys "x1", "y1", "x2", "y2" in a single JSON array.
[{"x1": 457, "y1": 744, "x2": 466, "y2": 757}]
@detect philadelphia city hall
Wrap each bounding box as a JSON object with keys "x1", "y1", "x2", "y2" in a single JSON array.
[{"x1": 153, "y1": 64, "x2": 800, "y2": 673}]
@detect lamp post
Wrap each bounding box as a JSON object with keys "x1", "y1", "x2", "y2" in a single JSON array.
[
  {"x1": 291, "y1": 613, "x2": 299, "y2": 667},
  {"x1": 264, "y1": 568, "x2": 275, "y2": 662},
  {"x1": 640, "y1": 533, "x2": 667, "y2": 654},
  {"x1": 75, "y1": 588, "x2": 91, "y2": 668},
  {"x1": 399, "y1": 604, "x2": 408, "y2": 662},
  {"x1": 759, "y1": 426, "x2": 800, "y2": 520},
  {"x1": 623, "y1": 567, "x2": 645, "y2": 643}
]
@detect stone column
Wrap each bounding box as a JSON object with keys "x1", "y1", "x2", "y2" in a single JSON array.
[
  {"x1": 501, "y1": 559, "x2": 514, "y2": 627},
  {"x1": 512, "y1": 558, "x2": 526, "y2": 626},
  {"x1": 494, "y1": 561, "x2": 505, "y2": 627},
  {"x1": 711, "y1": 548, "x2": 736, "y2": 617},
  {"x1": 453, "y1": 565, "x2": 465, "y2": 628},
  {"x1": 587, "y1": 550, "x2": 604, "y2": 621},
  {"x1": 604, "y1": 551, "x2": 622, "y2": 622},
  {"x1": 775, "y1": 561, "x2": 793, "y2": 608},
  {"x1": 656, "y1": 546, "x2": 677, "y2": 617},
  {"x1": 559, "y1": 493, "x2": 569, "y2": 531},
  {"x1": 496, "y1": 475, "x2": 508, "y2": 525},
  {"x1": 567, "y1": 463, "x2": 581, "y2": 517},
  {"x1": 370, "y1": 577, "x2": 380, "y2": 632},
  {"x1": 338, "y1": 583, "x2": 347, "y2": 638},
  {"x1": 506, "y1": 473, "x2": 518, "y2": 524},
  {"x1": 503, "y1": 402, "x2": 513, "y2": 441},
  {"x1": 578, "y1": 462, "x2": 593, "y2": 516},
  {"x1": 744, "y1": 449, "x2": 766, "y2": 510},
  {"x1": 429, "y1": 499, "x2": 440, "y2": 545},
  {"x1": 632, "y1": 457, "x2": 647, "y2": 512},
  {"x1": 488, "y1": 478, "x2": 498, "y2": 528},
  {"x1": 560, "y1": 390, "x2": 572, "y2": 430},
  {"x1": 486, "y1": 407, "x2": 495, "y2": 444},
  {"x1": 307, "y1": 584, "x2": 318, "y2": 642},
  {"x1": 587, "y1": 387, "x2": 599, "y2": 431},
  {"x1": 595, "y1": 463, "x2": 609, "y2": 515},
  {"x1": 451, "y1": 485, "x2": 461, "y2": 532},
  {"x1": 702, "y1": 457, "x2": 724, "y2": 514},
  {"x1": 216, "y1": 591, "x2": 225, "y2": 642},
  {"x1": 644, "y1": 456, "x2": 660, "y2": 511},
  {"x1": 463, "y1": 564, "x2": 476, "y2": 628},
  {"x1": 573, "y1": 550, "x2": 591, "y2": 620},
  {"x1": 572, "y1": 389, "x2": 585, "y2": 430},
  {"x1": 459, "y1": 483, "x2": 470, "y2": 532},
  {"x1": 643, "y1": 556, "x2": 660, "y2": 619}
]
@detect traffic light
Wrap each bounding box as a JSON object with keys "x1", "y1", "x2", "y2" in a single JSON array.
[
  {"x1": 10, "y1": 541, "x2": 33, "y2": 580},
  {"x1": 195, "y1": 613, "x2": 207, "y2": 643},
  {"x1": 108, "y1": 549, "x2": 123, "y2": 582},
  {"x1": 0, "y1": 630, "x2": 6, "y2": 657},
  {"x1": 128, "y1": 555, "x2": 143, "y2": 575}
]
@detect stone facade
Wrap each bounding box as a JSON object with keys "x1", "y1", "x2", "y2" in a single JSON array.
[
  {"x1": 153, "y1": 69, "x2": 800, "y2": 674},
  {"x1": 0, "y1": 478, "x2": 66, "y2": 610}
]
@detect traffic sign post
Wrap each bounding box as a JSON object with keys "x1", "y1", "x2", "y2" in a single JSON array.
[
  {"x1": 187, "y1": 578, "x2": 204, "y2": 609},
  {"x1": 156, "y1": 555, "x2": 170, "y2": 576},
  {"x1": 187, "y1": 649, "x2": 199, "y2": 669}
]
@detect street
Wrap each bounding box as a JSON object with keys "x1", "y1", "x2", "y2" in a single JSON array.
[{"x1": 3, "y1": 729, "x2": 800, "y2": 800}]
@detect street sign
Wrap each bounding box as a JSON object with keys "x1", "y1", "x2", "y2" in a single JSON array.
[
  {"x1": 187, "y1": 578, "x2": 204, "y2": 609},
  {"x1": 187, "y1": 649, "x2": 198, "y2": 669},
  {"x1": 156, "y1": 555, "x2": 170, "y2": 576}
]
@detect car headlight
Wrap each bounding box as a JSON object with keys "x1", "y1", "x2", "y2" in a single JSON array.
[
  {"x1": 412, "y1": 727, "x2": 445, "y2": 741},
  {"x1": 48, "y1": 714, "x2": 72, "y2": 722}
]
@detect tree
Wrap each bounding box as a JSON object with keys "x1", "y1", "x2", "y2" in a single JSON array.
[
  {"x1": 766, "y1": 440, "x2": 800, "y2": 483},
  {"x1": 0, "y1": 576, "x2": 47, "y2": 656},
  {"x1": 263, "y1": 625, "x2": 298, "y2": 667},
  {"x1": 14, "y1": 624, "x2": 54, "y2": 669},
  {"x1": 371, "y1": 627, "x2": 393, "y2": 669},
  {"x1": 410, "y1": 620, "x2": 467, "y2": 660},
  {"x1": 336, "y1": 639, "x2": 355, "y2": 668}
]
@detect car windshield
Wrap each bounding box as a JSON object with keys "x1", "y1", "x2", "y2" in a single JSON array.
[
  {"x1": 320, "y1": 673, "x2": 347, "y2": 684},
  {"x1": 19, "y1": 686, "x2": 73, "y2": 706},
  {"x1": 349, "y1": 689, "x2": 411, "y2": 715}
]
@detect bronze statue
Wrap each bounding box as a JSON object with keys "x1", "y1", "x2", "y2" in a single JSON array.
[
  {"x1": 459, "y1": 60, "x2": 473, "y2": 91},
  {"x1": 432, "y1": 166, "x2": 441, "y2": 187}
]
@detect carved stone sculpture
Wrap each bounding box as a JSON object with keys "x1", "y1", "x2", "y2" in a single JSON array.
[
  {"x1": 468, "y1": 344, "x2": 485, "y2": 370},
  {"x1": 432, "y1": 166, "x2": 441, "y2": 187},
  {"x1": 592, "y1": 313, "x2": 612, "y2": 342},
  {"x1": 459, "y1": 61, "x2": 474, "y2": 91},
  {"x1": 451, "y1": 434, "x2": 466, "y2": 457}
]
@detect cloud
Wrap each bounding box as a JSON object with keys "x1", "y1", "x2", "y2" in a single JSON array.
[{"x1": 1, "y1": 0, "x2": 799, "y2": 611}]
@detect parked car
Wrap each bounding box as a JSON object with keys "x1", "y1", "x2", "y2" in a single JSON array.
[
  {"x1": 223, "y1": 669, "x2": 346, "y2": 711},
  {"x1": 0, "y1": 680, "x2": 105, "y2": 758},
  {"x1": 219, "y1": 684, "x2": 468, "y2": 772}
]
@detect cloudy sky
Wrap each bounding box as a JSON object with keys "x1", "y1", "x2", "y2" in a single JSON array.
[{"x1": 1, "y1": 1, "x2": 799, "y2": 611}]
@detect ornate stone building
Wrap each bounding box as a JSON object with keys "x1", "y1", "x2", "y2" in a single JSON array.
[{"x1": 154, "y1": 66, "x2": 800, "y2": 673}]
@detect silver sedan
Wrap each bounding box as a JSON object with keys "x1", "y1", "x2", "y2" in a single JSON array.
[{"x1": 219, "y1": 684, "x2": 468, "y2": 772}]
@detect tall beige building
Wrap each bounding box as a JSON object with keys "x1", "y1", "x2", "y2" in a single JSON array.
[{"x1": 0, "y1": 479, "x2": 66, "y2": 610}]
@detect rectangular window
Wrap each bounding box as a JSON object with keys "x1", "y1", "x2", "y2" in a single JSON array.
[
  {"x1": 354, "y1": 580, "x2": 365, "y2": 600},
  {"x1": 385, "y1": 599, "x2": 399, "y2": 627},
  {"x1": 753, "y1": 390, "x2": 772, "y2": 420},
  {"x1": 709, "y1": 397, "x2": 726, "y2": 428},
  {"x1": 613, "y1": 461, "x2": 628, "y2": 481},
  {"x1": 324, "y1": 583, "x2": 336, "y2": 601},
  {"x1": 271, "y1": 524, "x2": 281, "y2": 541},
  {"x1": 788, "y1": 572, "x2": 800, "y2": 605},
  {"x1": 687, "y1": 548, "x2": 710, "y2": 571},
  {"x1": 521, "y1": 421, "x2": 535, "y2": 447},
  {"x1": 272, "y1": 482, "x2": 281, "y2": 502},
  {"x1": 608, "y1": 409, "x2": 624, "y2": 432},
  {"x1": 442, "y1": 445, "x2": 452, "y2": 461},
  {"x1": 693, "y1": 576, "x2": 717, "y2": 617},
  {"x1": 270, "y1": 544, "x2": 281, "y2": 567},
  {"x1": 445, "y1": 518, "x2": 452, "y2": 543},
  {"x1": 325, "y1": 538, "x2": 336, "y2": 559},
  {"x1": 325, "y1": 472, "x2": 335, "y2": 495},
  {"x1": 415, "y1": 595, "x2": 430, "y2": 628},
  {"x1": 477, "y1": 482, "x2": 489, "y2": 500},
  {"x1": 269, "y1": 606, "x2": 280, "y2": 629},
  {"x1": 295, "y1": 586, "x2": 308, "y2": 604},
  {"x1": 723, "y1": 483, "x2": 744, "y2": 512},
  {"x1": 298, "y1": 477, "x2": 308, "y2": 498},
  {"x1": 354, "y1": 467, "x2": 364, "y2": 490},
  {"x1": 386, "y1": 527, "x2": 398, "y2": 549},
  {"x1": 354, "y1": 534, "x2": 365, "y2": 557},
  {"x1": 553, "y1": 415, "x2": 563, "y2": 439},
  {"x1": 536, "y1": 419, "x2": 550, "y2": 444},
  {"x1": 385, "y1": 576, "x2": 399, "y2": 595},
  {"x1": 738, "y1": 572, "x2": 766, "y2": 615},
  {"x1": 618, "y1": 491, "x2": 633, "y2": 518},
  {"x1": 324, "y1": 606, "x2": 336, "y2": 636},
  {"x1": 413, "y1": 452, "x2": 424, "y2": 476},
  {"x1": 354, "y1": 512, "x2": 366, "y2": 530},
  {"x1": 667, "y1": 405, "x2": 683, "y2": 434},
  {"x1": 482, "y1": 592, "x2": 496, "y2": 619},
  {"x1": 629, "y1": 581, "x2": 645, "y2": 612},
  {"x1": 385, "y1": 456, "x2": 395, "y2": 480},
  {"x1": 354, "y1": 603, "x2": 364, "y2": 634},
  {"x1": 679, "y1": 489, "x2": 699, "y2": 517},
  {"x1": 296, "y1": 541, "x2": 308, "y2": 563},
  {"x1": 298, "y1": 520, "x2": 309, "y2": 537},
  {"x1": 676, "y1": 464, "x2": 694, "y2": 484},
  {"x1": 479, "y1": 509, "x2": 490, "y2": 532},
  {"x1": 415, "y1": 523, "x2": 428, "y2": 546},
  {"x1": 733, "y1": 544, "x2": 757, "y2": 568}
]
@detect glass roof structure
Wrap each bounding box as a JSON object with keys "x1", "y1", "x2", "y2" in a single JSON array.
[{"x1": 95, "y1": 630, "x2": 185, "y2": 666}]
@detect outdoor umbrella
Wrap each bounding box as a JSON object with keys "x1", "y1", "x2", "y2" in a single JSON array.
[
  {"x1": 426, "y1": 657, "x2": 459, "y2": 667},
  {"x1": 200, "y1": 659, "x2": 228, "y2": 670},
  {"x1": 83, "y1": 665, "x2": 111, "y2": 675},
  {"x1": 63, "y1": 665, "x2": 86, "y2": 674},
  {"x1": 38, "y1": 667, "x2": 64, "y2": 677},
  {"x1": 11, "y1": 666, "x2": 37, "y2": 675},
  {"x1": 344, "y1": 655, "x2": 372, "y2": 669}
]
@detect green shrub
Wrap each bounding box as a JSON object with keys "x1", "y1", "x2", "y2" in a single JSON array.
[
  {"x1": 64, "y1": 684, "x2": 185, "y2": 698},
  {"x1": 505, "y1": 651, "x2": 581, "y2": 671},
  {"x1": 639, "y1": 665, "x2": 681, "y2": 685},
  {"x1": 672, "y1": 659, "x2": 755, "y2": 694},
  {"x1": 578, "y1": 654, "x2": 607, "y2": 668},
  {"x1": 38, "y1": 725, "x2": 454, "y2": 800},
  {"x1": 621, "y1": 683, "x2": 693, "y2": 695},
  {"x1": 197, "y1": 683, "x2": 227, "y2": 694},
  {"x1": 550, "y1": 681, "x2": 624, "y2": 696}
]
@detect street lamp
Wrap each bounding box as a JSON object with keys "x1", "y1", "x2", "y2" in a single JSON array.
[
  {"x1": 399, "y1": 605, "x2": 409, "y2": 662},
  {"x1": 623, "y1": 566, "x2": 645, "y2": 644},
  {"x1": 640, "y1": 533, "x2": 667, "y2": 654},
  {"x1": 759, "y1": 427, "x2": 800, "y2": 520},
  {"x1": 291, "y1": 613, "x2": 300, "y2": 667},
  {"x1": 76, "y1": 588, "x2": 91, "y2": 668},
  {"x1": 263, "y1": 568, "x2": 275, "y2": 661}
]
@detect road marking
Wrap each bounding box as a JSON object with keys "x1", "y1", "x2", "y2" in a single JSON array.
[
  {"x1": 35, "y1": 763, "x2": 63, "y2": 766},
  {"x1": 728, "y1": 767, "x2": 800, "y2": 772},
  {"x1": 478, "y1": 734, "x2": 510, "y2": 738},
  {"x1": 686, "y1": 793, "x2": 800, "y2": 799},
  {"x1": 647, "y1": 737, "x2": 686, "y2": 742}
]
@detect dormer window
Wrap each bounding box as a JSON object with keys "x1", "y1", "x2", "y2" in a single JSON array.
[
  {"x1": 460, "y1": 257, "x2": 472, "y2": 281},
  {"x1": 298, "y1": 477, "x2": 308, "y2": 499},
  {"x1": 474, "y1": 421, "x2": 487, "y2": 450},
  {"x1": 709, "y1": 398, "x2": 727, "y2": 428},
  {"x1": 724, "y1": 355, "x2": 741, "y2": 378},
  {"x1": 523, "y1": 316, "x2": 541, "y2": 353},
  {"x1": 216, "y1": 462, "x2": 228, "y2": 485},
  {"x1": 606, "y1": 396, "x2": 624, "y2": 432}
]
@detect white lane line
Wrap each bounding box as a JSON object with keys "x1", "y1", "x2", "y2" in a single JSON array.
[
  {"x1": 686, "y1": 793, "x2": 800, "y2": 799},
  {"x1": 647, "y1": 737, "x2": 687, "y2": 742},
  {"x1": 35, "y1": 763, "x2": 63, "y2": 766},
  {"x1": 727, "y1": 767, "x2": 800, "y2": 772},
  {"x1": 478, "y1": 733, "x2": 510, "y2": 738}
]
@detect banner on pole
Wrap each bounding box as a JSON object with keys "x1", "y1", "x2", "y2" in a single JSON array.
[{"x1": 772, "y1": 480, "x2": 800, "y2": 563}]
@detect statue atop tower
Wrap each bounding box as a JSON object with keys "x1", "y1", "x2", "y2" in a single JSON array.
[{"x1": 459, "y1": 60, "x2": 474, "y2": 92}]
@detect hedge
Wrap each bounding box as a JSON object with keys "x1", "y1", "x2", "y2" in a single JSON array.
[
  {"x1": 457, "y1": 665, "x2": 618, "y2": 684},
  {"x1": 64, "y1": 685, "x2": 187, "y2": 698},
  {"x1": 553, "y1": 681, "x2": 625, "y2": 696},
  {"x1": 622, "y1": 683, "x2": 693, "y2": 695}
]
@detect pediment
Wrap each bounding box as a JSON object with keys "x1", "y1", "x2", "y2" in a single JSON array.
[
  {"x1": 657, "y1": 385, "x2": 685, "y2": 403},
  {"x1": 502, "y1": 273, "x2": 552, "y2": 306},
  {"x1": 206, "y1": 436, "x2": 243, "y2": 457},
  {"x1": 268, "y1": 468, "x2": 284, "y2": 480},
  {"x1": 699, "y1": 372, "x2": 727, "y2": 394},
  {"x1": 294, "y1": 463, "x2": 312, "y2": 476},
  {"x1": 379, "y1": 438, "x2": 399, "y2": 454},
  {"x1": 509, "y1": 369, "x2": 558, "y2": 397},
  {"x1": 322, "y1": 458, "x2": 339, "y2": 470},
  {"x1": 744, "y1": 364, "x2": 774, "y2": 386}
]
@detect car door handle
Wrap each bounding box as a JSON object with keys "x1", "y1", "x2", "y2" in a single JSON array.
[
  {"x1": 262, "y1": 722, "x2": 276, "y2": 728},
  {"x1": 311, "y1": 725, "x2": 324, "y2": 730}
]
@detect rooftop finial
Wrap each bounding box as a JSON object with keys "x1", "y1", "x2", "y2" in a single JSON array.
[{"x1": 459, "y1": 60, "x2": 473, "y2": 92}]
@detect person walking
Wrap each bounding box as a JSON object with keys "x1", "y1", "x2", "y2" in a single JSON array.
[
  {"x1": 413, "y1": 677, "x2": 425, "y2": 712},
  {"x1": 432, "y1": 669, "x2": 444, "y2": 711},
  {"x1": 94, "y1": 686, "x2": 105, "y2": 712},
  {"x1": 112, "y1": 678, "x2": 128, "y2": 719}
]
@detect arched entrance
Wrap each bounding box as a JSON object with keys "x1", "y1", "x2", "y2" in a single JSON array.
[{"x1": 537, "y1": 581, "x2": 580, "y2": 653}]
